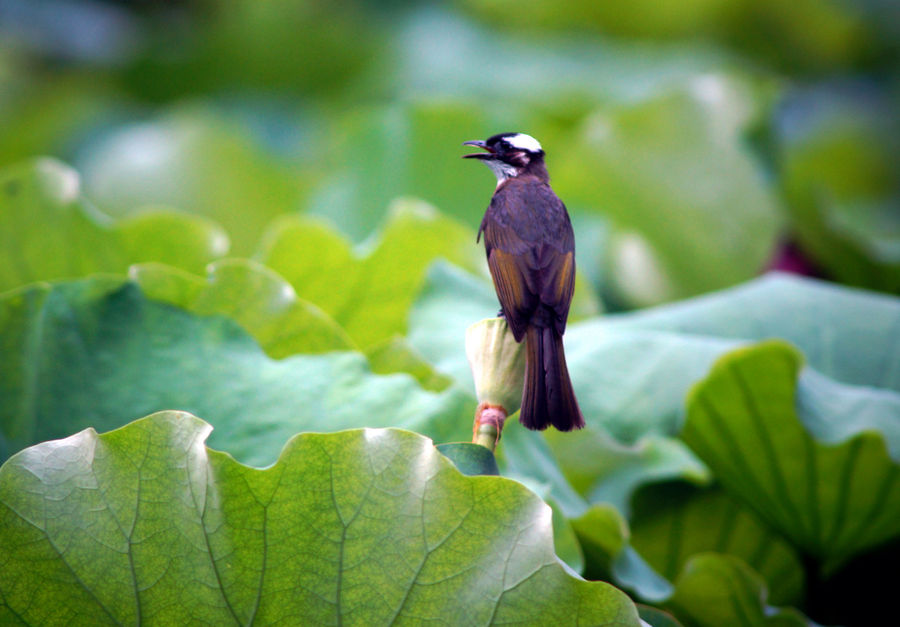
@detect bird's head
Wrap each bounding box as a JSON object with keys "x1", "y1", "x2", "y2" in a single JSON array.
[{"x1": 462, "y1": 132, "x2": 547, "y2": 184}]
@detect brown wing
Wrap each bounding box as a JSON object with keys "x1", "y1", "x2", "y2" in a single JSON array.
[{"x1": 480, "y1": 178, "x2": 575, "y2": 341}]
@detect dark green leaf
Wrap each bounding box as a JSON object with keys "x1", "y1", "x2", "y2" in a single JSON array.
[
  {"x1": 779, "y1": 86, "x2": 900, "y2": 292},
  {"x1": 683, "y1": 341, "x2": 900, "y2": 571},
  {"x1": 629, "y1": 484, "x2": 805, "y2": 606},
  {"x1": 668, "y1": 554, "x2": 810, "y2": 627},
  {"x1": 637, "y1": 605, "x2": 684, "y2": 627},
  {"x1": 436, "y1": 442, "x2": 499, "y2": 476}
]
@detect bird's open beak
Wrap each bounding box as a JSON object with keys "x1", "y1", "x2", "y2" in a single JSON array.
[{"x1": 462, "y1": 140, "x2": 493, "y2": 159}]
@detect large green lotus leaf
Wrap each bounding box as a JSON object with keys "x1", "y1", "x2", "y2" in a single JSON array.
[
  {"x1": 77, "y1": 105, "x2": 307, "y2": 255},
  {"x1": 0, "y1": 278, "x2": 472, "y2": 466},
  {"x1": 778, "y1": 86, "x2": 900, "y2": 292},
  {"x1": 562, "y1": 273, "x2": 900, "y2": 445},
  {"x1": 683, "y1": 341, "x2": 900, "y2": 571},
  {"x1": 628, "y1": 484, "x2": 805, "y2": 607},
  {"x1": 0, "y1": 412, "x2": 640, "y2": 625},
  {"x1": 553, "y1": 77, "x2": 781, "y2": 306},
  {"x1": 411, "y1": 268, "x2": 900, "y2": 440},
  {"x1": 129, "y1": 259, "x2": 353, "y2": 358},
  {"x1": 581, "y1": 272, "x2": 900, "y2": 396},
  {"x1": 0, "y1": 158, "x2": 227, "y2": 293}
]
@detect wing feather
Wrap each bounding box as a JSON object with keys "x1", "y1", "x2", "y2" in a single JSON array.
[{"x1": 481, "y1": 177, "x2": 576, "y2": 338}]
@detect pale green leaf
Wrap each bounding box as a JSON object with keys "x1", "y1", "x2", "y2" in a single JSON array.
[
  {"x1": 79, "y1": 106, "x2": 307, "y2": 255},
  {"x1": 260, "y1": 198, "x2": 484, "y2": 348},
  {"x1": 0, "y1": 412, "x2": 640, "y2": 625},
  {"x1": 0, "y1": 158, "x2": 227, "y2": 293},
  {"x1": 130, "y1": 259, "x2": 354, "y2": 358}
]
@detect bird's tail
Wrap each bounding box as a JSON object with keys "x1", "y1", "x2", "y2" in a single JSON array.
[{"x1": 521, "y1": 325, "x2": 584, "y2": 431}]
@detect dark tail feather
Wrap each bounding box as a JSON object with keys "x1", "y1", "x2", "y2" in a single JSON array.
[{"x1": 521, "y1": 326, "x2": 584, "y2": 431}]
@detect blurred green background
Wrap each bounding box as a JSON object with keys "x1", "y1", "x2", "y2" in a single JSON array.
[{"x1": 1, "y1": 0, "x2": 898, "y2": 305}]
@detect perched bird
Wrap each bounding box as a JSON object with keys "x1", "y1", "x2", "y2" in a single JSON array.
[{"x1": 463, "y1": 132, "x2": 584, "y2": 431}]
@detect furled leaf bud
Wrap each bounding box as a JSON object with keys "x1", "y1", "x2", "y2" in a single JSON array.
[{"x1": 465, "y1": 317, "x2": 525, "y2": 449}]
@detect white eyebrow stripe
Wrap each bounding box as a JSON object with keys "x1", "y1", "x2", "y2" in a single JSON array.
[{"x1": 506, "y1": 133, "x2": 542, "y2": 153}]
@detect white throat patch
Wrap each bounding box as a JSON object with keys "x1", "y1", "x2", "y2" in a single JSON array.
[
  {"x1": 484, "y1": 159, "x2": 518, "y2": 186},
  {"x1": 506, "y1": 133, "x2": 542, "y2": 153}
]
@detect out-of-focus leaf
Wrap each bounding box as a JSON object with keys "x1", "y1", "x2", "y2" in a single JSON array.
[
  {"x1": 637, "y1": 605, "x2": 684, "y2": 627},
  {"x1": 121, "y1": 0, "x2": 379, "y2": 100},
  {"x1": 130, "y1": 259, "x2": 353, "y2": 358},
  {"x1": 569, "y1": 497, "x2": 810, "y2": 627},
  {"x1": 365, "y1": 336, "x2": 453, "y2": 392},
  {"x1": 436, "y1": 442, "x2": 499, "y2": 476},
  {"x1": 398, "y1": 8, "x2": 733, "y2": 106},
  {"x1": 0, "y1": 76, "x2": 126, "y2": 165},
  {"x1": 668, "y1": 554, "x2": 810, "y2": 627},
  {"x1": 549, "y1": 498, "x2": 587, "y2": 576},
  {"x1": 459, "y1": 0, "x2": 874, "y2": 73},
  {"x1": 571, "y1": 504, "x2": 675, "y2": 603},
  {"x1": 78, "y1": 105, "x2": 307, "y2": 255},
  {"x1": 591, "y1": 273, "x2": 900, "y2": 388},
  {"x1": 572, "y1": 504, "x2": 630, "y2": 576},
  {"x1": 544, "y1": 428, "x2": 710, "y2": 515},
  {"x1": 0, "y1": 278, "x2": 472, "y2": 466},
  {"x1": 260, "y1": 198, "x2": 484, "y2": 348},
  {"x1": 307, "y1": 100, "x2": 519, "y2": 240},
  {"x1": 0, "y1": 158, "x2": 227, "y2": 293},
  {"x1": 629, "y1": 483, "x2": 805, "y2": 606},
  {"x1": 554, "y1": 76, "x2": 781, "y2": 305},
  {"x1": 778, "y1": 85, "x2": 900, "y2": 292},
  {"x1": 408, "y1": 261, "x2": 502, "y2": 385},
  {"x1": 561, "y1": 273, "x2": 900, "y2": 443},
  {"x1": 496, "y1": 421, "x2": 591, "y2": 520},
  {"x1": 0, "y1": 412, "x2": 640, "y2": 625},
  {"x1": 683, "y1": 341, "x2": 900, "y2": 572}
]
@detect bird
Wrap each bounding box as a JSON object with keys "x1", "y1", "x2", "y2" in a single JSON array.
[{"x1": 462, "y1": 132, "x2": 584, "y2": 431}]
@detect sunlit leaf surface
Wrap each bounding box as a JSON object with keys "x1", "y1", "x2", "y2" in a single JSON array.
[{"x1": 0, "y1": 413, "x2": 640, "y2": 625}]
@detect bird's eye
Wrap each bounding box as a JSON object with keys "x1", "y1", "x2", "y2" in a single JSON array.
[{"x1": 499, "y1": 141, "x2": 511, "y2": 151}]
